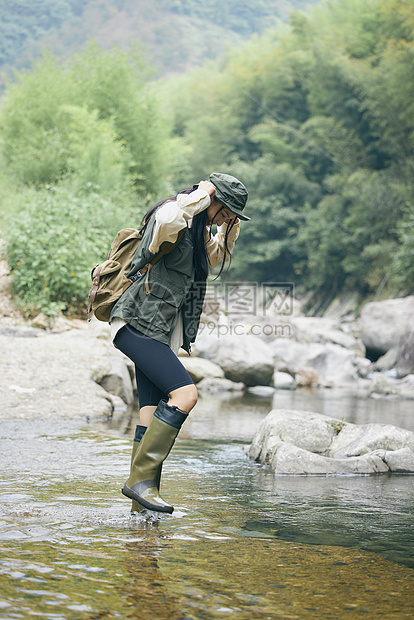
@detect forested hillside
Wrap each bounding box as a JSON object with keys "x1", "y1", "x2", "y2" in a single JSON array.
[
  {"x1": 0, "y1": 0, "x2": 412, "y2": 317},
  {"x1": 167, "y1": 0, "x2": 414, "y2": 309},
  {"x1": 0, "y1": 0, "x2": 316, "y2": 79}
]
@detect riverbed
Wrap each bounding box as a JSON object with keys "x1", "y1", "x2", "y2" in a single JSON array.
[{"x1": 0, "y1": 390, "x2": 413, "y2": 619}]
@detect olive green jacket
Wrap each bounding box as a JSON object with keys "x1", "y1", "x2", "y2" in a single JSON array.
[{"x1": 109, "y1": 215, "x2": 203, "y2": 353}]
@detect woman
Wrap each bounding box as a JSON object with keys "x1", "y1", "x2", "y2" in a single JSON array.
[{"x1": 110, "y1": 172, "x2": 249, "y2": 514}]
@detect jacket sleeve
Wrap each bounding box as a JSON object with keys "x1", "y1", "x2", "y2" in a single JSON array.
[
  {"x1": 205, "y1": 220, "x2": 240, "y2": 268},
  {"x1": 149, "y1": 188, "x2": 211, "y2": 254}
]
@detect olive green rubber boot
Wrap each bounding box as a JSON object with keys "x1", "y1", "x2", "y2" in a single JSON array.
[
  {"x1": 130, "y1": 425, "x2": 146, "y2": 514},
  {"x1": 122, "y1": 400, "x2": 187, "y2": 514},
  {"x1": 130, "y1": 425, "x2": 162, "y2": 513}
]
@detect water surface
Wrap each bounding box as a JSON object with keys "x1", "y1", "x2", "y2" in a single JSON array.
[{"x1": 0, "y1": 389, "x2": 413, "y2": 618}]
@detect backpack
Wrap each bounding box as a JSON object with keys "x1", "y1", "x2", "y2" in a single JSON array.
[{"x1": 88, "y1": 223, "x2": 184, "y2": 322}]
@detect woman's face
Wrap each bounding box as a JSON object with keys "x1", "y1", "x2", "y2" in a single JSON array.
[{"x1": 206, "y1": 200, "x2": 236, "y2": 226}]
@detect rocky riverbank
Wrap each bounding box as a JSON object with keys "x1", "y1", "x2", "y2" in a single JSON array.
[
  {"x1": 0, "y1": 320, "x2": 118, "y2": 420},
  {"x1": 1, "y1": 241, "x2": 413, "y2": 422},
  {"x1": 187, "y1": 292, "x2": 414, "y2": 400},
  {"x1": 0, "y1": 248, "x2": 119, "y2": 420}
]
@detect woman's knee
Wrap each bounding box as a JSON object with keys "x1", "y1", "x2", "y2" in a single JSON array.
[{"x1": 169, "y1": 383, "x2": 198, "y2": 413}]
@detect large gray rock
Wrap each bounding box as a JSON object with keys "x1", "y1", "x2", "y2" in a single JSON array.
[
  {"x1": 0, "y1": 325, "x2": 43, "y2": 338},
  {"x1": 359, "y1": 296, "x2": 414, "y2": 355},
  {"x1": 383, "y1": 448, "x2": 414, "y2": 473},
  {"x1": 289, "y1": 316, "x2": 364, "y2": 352},
  {"x1": 248, "y1": 409, "x2": 414, "y2": 474},
  {"x1": 327, "y1": 422, "x2": 414, "y2": 458},
  {"x1": 371, "y1": 347, "x2": 399, "y2": 373},
  {"x1": 196, "y1": 377, "x2": 244, "y2": 392},
  {"x1": 270, "y1": 339, "x2": 361, "y2": 387},
  {"x1": 396, "y1": 320, "x2": 414, "y2": 377},
  {"x1": 0, "y1": 326, "x2": 115, "y2": 421},
  {"x1": 180, "y1": 356, "x2": 224, "y2": 383},
  {"x1": 273, "y1": 371, "x2": 296, "y2": 390},
  {"x1": 193, "y1": 333, "x2": 274, "y2": 386},
  {"x1": 98, "y1": 356, "x2": 134, "y2": 405}
]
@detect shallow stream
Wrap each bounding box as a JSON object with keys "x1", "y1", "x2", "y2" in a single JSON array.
[{"x1": 1, "y1": 388, "x2": 413, "y2": 618}]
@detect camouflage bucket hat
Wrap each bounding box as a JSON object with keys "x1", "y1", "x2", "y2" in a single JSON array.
[{"x1": 209, "y1": 172, "x2": 250, "y2": 221}]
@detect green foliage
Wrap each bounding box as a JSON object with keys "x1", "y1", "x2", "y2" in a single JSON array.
[
  {"x1": 4, "y1": 183, "x2": 142, "y2": 316},
  {"x1": 0, "y1": 53, "x2": 71, "y2": 184},
  {"x1": 220, "y1": 156, "x2": 316, "y2": 282},
  {"x1": 0, "y1": 41, "x2": 173, "y2": 316},
  {"x1": 393, "y1": 212, "x2": 414, "y2": 294},
  {"x1": 55, "y1": 105, "x2": 128, "y2": 191},
  {"x1": 0, "y1": 165, "x2": 21, "y2": 227},
  {"x1": 69, "y1": 41, "x2": 169, "y2": 193},
  {"x1": 1, "y1": 0, "x2": 413, "y2": 314},
  {"x1": 390, "y1": 161, "x2": 414, "y2": 293},
  {"x1": 0, "y1": 43, "x2": 170, "y2": 195},
  {"x1": 167, "y1": 0, "x2": 414, "y2": 301}
]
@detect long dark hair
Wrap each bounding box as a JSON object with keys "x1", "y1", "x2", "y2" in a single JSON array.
[{"x1": 139, "y1": 187, "x2": 236, "y2": 282}]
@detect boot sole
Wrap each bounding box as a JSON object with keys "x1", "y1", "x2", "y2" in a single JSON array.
[{"x1": 122, "y1": 485, "x2": 174, "y2": 514}]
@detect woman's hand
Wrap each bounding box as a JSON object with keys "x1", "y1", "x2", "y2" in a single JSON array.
[{"x1": 198, "y1": 180, "x2": 216, "y2": 201}]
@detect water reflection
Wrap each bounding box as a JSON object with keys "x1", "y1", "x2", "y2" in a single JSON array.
[
  {"x1": 270, "y1": 386, "x2": 414, "y2": 431},
  {"x1": 145, "y1": 534, "x2": 414, "y2": 619},
  {"x1": 124, "y1": 530, "x2": 187, "y2": 620},
  {"x1": 119, "y1": 387, "x2": 414, "y2": 446},
  {"x1": 120, "y1": 440, "x2": 414, "y2": 618},
  {"x1": 162, "y1": 441, "x2": 414, "y2": 569},
  {"x1": 244, "y1": 466, "x2": 414, "y2": 567},
  {"x1": 0, "y1": 390, "x2": 413, "y2": 619}
]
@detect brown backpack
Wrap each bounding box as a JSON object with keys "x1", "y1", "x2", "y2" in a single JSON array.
[{"x1": 88, "y1": 225, "x2": 184, "y2": 322}]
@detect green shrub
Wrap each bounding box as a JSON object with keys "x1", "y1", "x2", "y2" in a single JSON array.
[
  {"x1": 0, "y1": 44, "x2": 171, "y2": 195},
  {"x1": 5, "y1": 183, "x2": 142, "y2": 316},
  {"x1": 392, "y1": 206, "x2": 414, "y2": 294},
  {"x1": 1, "y1": 91, "x2": 132, "y2": 189}
]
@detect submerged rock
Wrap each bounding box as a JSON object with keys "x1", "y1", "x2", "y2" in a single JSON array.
[{"x1": 248, "y1": 409, "x2": 414, "y2": 474}]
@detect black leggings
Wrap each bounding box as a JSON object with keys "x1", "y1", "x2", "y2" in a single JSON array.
[{"x1": 114, "y1": 324, "x2": 193, "y2": 408}]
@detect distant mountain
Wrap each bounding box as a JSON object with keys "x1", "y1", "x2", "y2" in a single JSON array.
[{"x1": 0, "y1": 0, "x2": 318, "y2": 80}]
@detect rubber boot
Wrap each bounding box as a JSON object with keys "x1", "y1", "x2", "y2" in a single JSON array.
[
  {"x1": 122, "y1": 399, "x2": 188, "y2": 514},
  {"x1": 130, "y1": 424, "x2": 162, "y2": 513},
  {"x1": 130, "y1": 425, "x2": 146, "y2": 514}
]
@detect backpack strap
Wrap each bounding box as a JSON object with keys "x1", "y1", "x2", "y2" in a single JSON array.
[
  {"x1": 89, "y1": 264, "x2": 103, "y2": 306},
  {"x1": 139, "y1": 228, "x2": 186, "y2": 295}
]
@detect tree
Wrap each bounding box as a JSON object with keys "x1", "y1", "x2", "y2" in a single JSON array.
[{"x1": 0, "y1": 43, "x2": 172, "y2": 196}]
